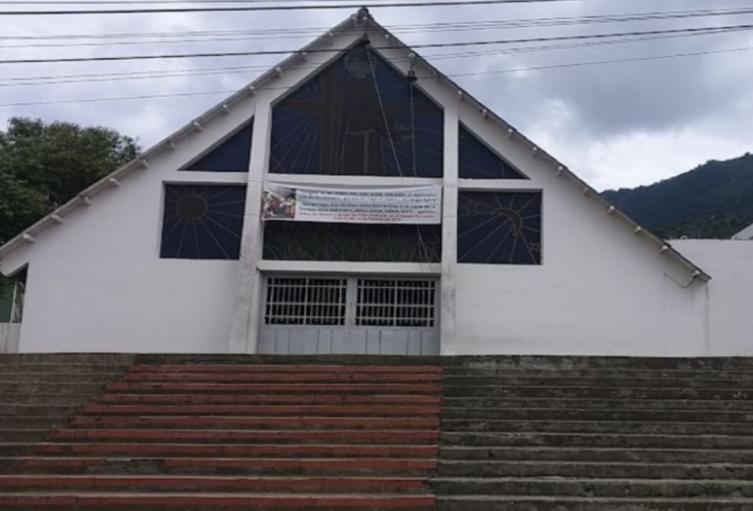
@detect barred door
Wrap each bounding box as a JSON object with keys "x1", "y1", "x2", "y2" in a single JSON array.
[{"x1": 258, "y1": 275, "x2": 439, "y2": 355}]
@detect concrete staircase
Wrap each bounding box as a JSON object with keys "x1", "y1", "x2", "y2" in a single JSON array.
[
  {"x1": 4, "y1": 354, "x2": 753, "y2": 510},
  {"x1": 0, "y1": 355, "x2": 440, "y2": 509},
  {"x1": 435, "y1": 356, "x2": 753, "y2": 510}
]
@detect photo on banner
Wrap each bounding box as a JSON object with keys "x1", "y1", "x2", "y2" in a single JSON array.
[{"x1": 262, "y1": 186, "x2": 297, "y2": 220}]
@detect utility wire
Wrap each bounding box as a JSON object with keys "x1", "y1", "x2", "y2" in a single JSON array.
[
  {"x1": 4, "y1": 7, "x2": 753, "y2": 48},
  {"x1": 0, "y1": 30, "x2": 741, "y2": 87},
  {"x1": 11, "y1": 0, "x2": 540, "y2": 3},
  {"x1": 2, "y1": 6, "x2": 749, "y2": 43},
  {"x1": 2, "y1": 23, "x2": 751, "y2": 64},
  {"x1": 1, "y1": 43, "x2": 750, "y2": 107},
  {"x1": 0, "y1": 0, "x2": 631, "y2": 16},
  {"x1": 3, "y1": 5, "x2": 752, "y2": 33},
  {"x1": 2, "y1": 7, "x2": 748, "y2": 40}
]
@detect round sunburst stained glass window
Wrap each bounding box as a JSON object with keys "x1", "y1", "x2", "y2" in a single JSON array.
[{"x1": 160, "y1": 184, "x2": 247, "y2": 260}]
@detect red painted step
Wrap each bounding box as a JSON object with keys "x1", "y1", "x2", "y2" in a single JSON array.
[
  {"x1": 83, "y1": 403, "x2": 440, "y2": 416},
  {"x1": 14, "y1": 456, "x2": 437, "y2": 474},
  {"x1": 106, "y1": 382, "x2": 442, "y2": 394},
  {"x1": 94, "y1": 393, "x2": 441, "y2": 405},
  {"x1": 34, "y1": 443, "x2": 438, "y2": 458},
  {"x1": 0, "y1": 475, "x2": 428, "y2": 493},
  {"x1": 129, "y1": 364, "x2": 441, "y2": 374},
  {"x1": 51, "y1": 429, "x2": 439, "y2": 444},
  {"x1": 71, "y1": 415, "x2": 440, "y2": 430},
  {"x1": 0, "y1": 492, "x2": 435, "y2": 508},
  {"x1": 122, "y1": 372, "x2": 441, "y2": 383}
]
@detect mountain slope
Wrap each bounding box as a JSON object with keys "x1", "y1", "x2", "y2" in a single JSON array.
[{"x1": 602, "y1": 153, "x2": 753, "y2": 239}]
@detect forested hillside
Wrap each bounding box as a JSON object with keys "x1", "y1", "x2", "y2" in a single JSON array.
[{"x1": 602, "y1": 153, "x2": 753, "y2": 239}]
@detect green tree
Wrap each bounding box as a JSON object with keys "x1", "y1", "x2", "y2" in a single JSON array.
[{"x1": 0, "y1": 117, "x2": 140, "y2": 245}]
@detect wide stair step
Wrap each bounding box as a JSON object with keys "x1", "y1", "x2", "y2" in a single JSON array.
[
  {"x1": 439, "y1": 460, "x2": 753, "y2": 479},
  {"x1": 0, "y1": 492, "x2": 434, "y2": 509},
  {"x1": 50, "y1": 428, "x2": 439, "y2": 444},
  {"x1": 441, "y1": 445, "x2": 753, "y2": 464},
  {"x1": 0, "y1": 474, "x2": 428, "y2": 492},
  {"x1": 3, "y1": 456, "x2": 437, "y2": 475},
  {"x1": 433, "y1": 476, "x2": 753, "y2": 497},
  {"x1": 71, "y1": 415, "x2": 438, "y2": 429},
  {"x1": 33, "y1": 442, "x2": 437, "y2": 458},
  {"x1": 107, "y1": 382, "x2": 441, "y2": 394},
  {"x1": 437, "y1": 496, "x2": 753, "y2": 510}
]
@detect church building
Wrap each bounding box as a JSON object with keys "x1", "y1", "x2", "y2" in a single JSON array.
[{"x1": 1, "y1": 9, "x2": 750, "y2": 356}]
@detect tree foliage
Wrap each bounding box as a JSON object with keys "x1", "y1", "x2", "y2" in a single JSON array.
[
  {"x1": 602, "y1": 153, "x2": 753, "y2": 239},
  {"x1": 0, "y1": 117, "x2": 140, "y2": 245}
]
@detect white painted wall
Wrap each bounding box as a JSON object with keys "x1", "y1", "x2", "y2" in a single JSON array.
[{"x1": 670, "y1": 240, "x2": 753, "y2": 356}]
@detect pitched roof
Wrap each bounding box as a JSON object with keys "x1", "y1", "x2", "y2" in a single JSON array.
[{"x1": 0, "y1": 8, "x2": 710, "y2": 281}]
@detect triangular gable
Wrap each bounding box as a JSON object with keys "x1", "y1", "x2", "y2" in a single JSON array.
[
  {"x1": 459, "y1": 123, "x2": 527, "y2": 179},
  {"x1": 182, "y1": 119, "x2": 253, "y2": 172},
  {"x1": 0, "y1": 8, "x2": 710, "y2": 282}
]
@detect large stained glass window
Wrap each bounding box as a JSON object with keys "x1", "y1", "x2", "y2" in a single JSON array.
[
  {"x1": 182, "y1": 120, "x2": 253, "y2": 172},
  {"x1": 270, "y1": 42, "x2": 443, "y2": 177},
  {"x1": 263, "y1": 222, "x2": 441, "y2": 262},
  {"x1": 160, "y1": 184, "x2": 247, "y2": 259},
  {"x1": 458, "y1": 191, "x2": 541, "y2": 265},
  {"x1": 459, "y1": 124, "x2": 527, "y2": 179}
]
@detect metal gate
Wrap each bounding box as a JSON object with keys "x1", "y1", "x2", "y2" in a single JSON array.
[{"x1": 258, "y1": 275, "x2": 439, "y2": 355}]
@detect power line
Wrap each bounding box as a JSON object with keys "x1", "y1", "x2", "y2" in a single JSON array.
[
  {"x1": 2, "y1": 23, "x2": 751, "y2": 64},
  {"x1": 0, "y1": 0, "x2": 598, "y2": 16},
  {"x1": 3, "y1": 7, "x2": 753, "y2": 48},
  {"x1": 1, "y1": 43, "x2": 750, "y2": 107},
  {"x1": 0, "y1": 30, "x2": 740, "y2": 87},
  {"x1": 0, "y1": 7, "x2": 740, "y2": 40},
  {"x1": 450, "y1": 44, "x2": 753, "y2": 77},
  {"x1": 1, "y1": 90, "x2": 234, "y2": 107},
  {"x1": 8, "y1": 0, "x2": 511, "y2": 3}
]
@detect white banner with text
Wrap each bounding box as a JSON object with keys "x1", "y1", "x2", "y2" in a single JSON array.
[{"x1": 262, "y1": 184, "x2": 442, "y2": 224}]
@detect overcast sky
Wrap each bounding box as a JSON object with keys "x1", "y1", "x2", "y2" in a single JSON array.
[{"x1": 1, "y1": 0, "x2": 752, "y2": 190}]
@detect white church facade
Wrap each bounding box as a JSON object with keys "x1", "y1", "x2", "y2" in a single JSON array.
[{"x1": 1, "y1": 10, "x2": 751, "y2": 356}]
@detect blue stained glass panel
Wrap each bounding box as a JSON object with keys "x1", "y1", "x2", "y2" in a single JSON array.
[
  {"x1": 183, "y1": 120, "x2": 253, "y2": 172},
  {"x1": 459, "y1": 124, "x2": 527, "y2": 179},
  {"x1": 160, "y1": 184, "x2": 247, "y2": 259},
  {"x1": 271, "y1": 42, "x2": 443, "y2": 177},
  {"x1": 458, "y1": 191, "x2": 541, "y2": 265}
]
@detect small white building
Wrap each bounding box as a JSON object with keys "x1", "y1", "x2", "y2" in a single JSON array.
[{"x1": 1, "y1": 10, "x2": 751, "y2": 356}]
